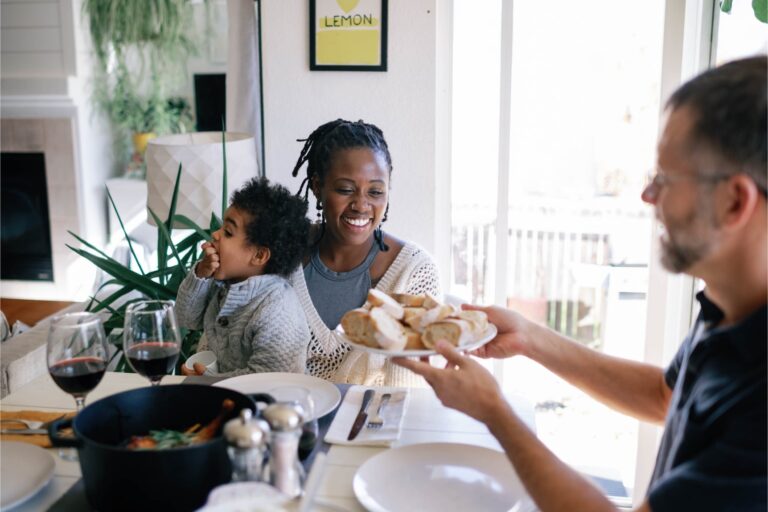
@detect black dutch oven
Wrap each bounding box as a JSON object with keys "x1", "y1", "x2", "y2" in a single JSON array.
[{"x1": 49, "y1": 384, "x2": 255, "y2": 512}]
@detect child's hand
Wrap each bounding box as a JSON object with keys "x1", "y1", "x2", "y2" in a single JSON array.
[
  {"x1": 180, "y1": 362, "x2": 207, "y2": 376},
  {"x1": 195, "y1": 241, "x2": 220, "y2": 278}
]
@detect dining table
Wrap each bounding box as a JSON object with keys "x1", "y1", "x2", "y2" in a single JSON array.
[{"x1": 0, "y1": 371, "x2": 536, "y2": 511}]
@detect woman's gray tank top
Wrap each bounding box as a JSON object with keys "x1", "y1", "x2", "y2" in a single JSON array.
[{"x1": 303, "y1": 242, "x2": 380, "y2": 329}]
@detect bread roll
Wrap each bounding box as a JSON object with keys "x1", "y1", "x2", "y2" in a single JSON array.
[
  {"x1": 402, "y1": 307, "x2": 427, "y2": 328},
  {"x1": 403, "y1": 326, "x2": 426, "y2": 350},
  {"x1": 367, "y1": 289, "x2": 405, "y2": 320},
  {"x1": 341, "y1": 292, "x2": 485, "y2": 352},
  {"x1": 414, "y1": 304, "x2": 456, "y2": 331},
  {"x1": 423, "y1": 293, "x2": 442, "y2": 309},
  {"x1": 456, "y1": 310, "x2": 489, "y2": 333},
  {"x1": 369, "y1": 307, "x2": 407, "y2": 351},
  {"x1": 422, "y1": 319, "x2": 473, "y2": 348},
  {"x1": 340, "y1": 308, "x2": 378, "y2": 347},
  {"x1": 390, "y1": 293, "x2": 426, "y2": 307}
]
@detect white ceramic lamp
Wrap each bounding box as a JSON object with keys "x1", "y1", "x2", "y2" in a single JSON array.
[{"x1": 145, "y1": 132, "x2": 258, "y2": 228}]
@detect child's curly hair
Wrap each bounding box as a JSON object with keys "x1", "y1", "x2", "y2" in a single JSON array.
[{"x1": 230, "y1": 177, "x2": 310, "y2": 277}]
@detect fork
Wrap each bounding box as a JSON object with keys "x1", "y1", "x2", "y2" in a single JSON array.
[
  {"x1": 0, "y1": 415, "x2": 65, "y2": 430},
  {"x1": 367, "y1": 393, "x2": 391, "y2": 429}
]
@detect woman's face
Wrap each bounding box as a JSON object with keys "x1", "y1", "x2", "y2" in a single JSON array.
[{"x1": 314, "y1": 147, "x2": 390, "y2": 247}]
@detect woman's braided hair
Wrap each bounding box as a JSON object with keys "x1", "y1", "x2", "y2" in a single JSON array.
[{"x1": 292, "y1": 119, "x2": 393, "y2": 251}]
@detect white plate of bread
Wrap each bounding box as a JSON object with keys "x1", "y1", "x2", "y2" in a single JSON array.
[{"x1": 336, "y1": 290, "x2": 497, "y2": 357}]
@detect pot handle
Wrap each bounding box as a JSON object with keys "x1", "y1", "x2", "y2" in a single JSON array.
[{"x1": 48, "y1": 418, "x2": 82, "y2": 448}]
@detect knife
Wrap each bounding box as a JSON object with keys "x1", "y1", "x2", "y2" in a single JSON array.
[
  {"x1": 1, "y1": 428, "x2": 48, "y2": 435},
  {"x1": 347, "y1": 389, "x2": 375, "y2": 441}
]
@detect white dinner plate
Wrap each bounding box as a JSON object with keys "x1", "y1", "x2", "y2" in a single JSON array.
[
  {"x1": 213, "y1": 372, "x2": 342, "y2": 420},
  {"x1": 335, "y1": 324, "x2": 497, "y2": 357},
  {"x1": 0, "y1": 441, "x2": 56, "y2": 510},
  {"x1": 353, "y1": 442, "x2": 535, "y2": 512}
]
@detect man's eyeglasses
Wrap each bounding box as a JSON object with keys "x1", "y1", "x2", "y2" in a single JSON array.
[
  {"x1": 643, "y1": 171, "x2": 730, "y2": 190},
  {"x1": 643, "y1": 171, "x2": 768, "y2": 197}
]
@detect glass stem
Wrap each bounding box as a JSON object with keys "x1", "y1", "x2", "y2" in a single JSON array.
[{"x1": 75, "y1": 396, "x2": 86, "y2": 412}]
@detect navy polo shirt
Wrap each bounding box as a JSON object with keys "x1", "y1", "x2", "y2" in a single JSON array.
[{"x1": 648, "y1": 292, "x2": 766, "y2": 511}]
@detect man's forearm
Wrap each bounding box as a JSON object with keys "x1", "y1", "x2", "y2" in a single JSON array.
[
  {"x1": 487, "y1": 402, "x2": 617, "y2": 512},
  {"x1": 525, "y1": 323, "x2": 670, "y2": 424}
]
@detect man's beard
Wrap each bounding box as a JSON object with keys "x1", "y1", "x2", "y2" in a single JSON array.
[
  {"x1": 660, "y1": 233, "x2": 712, "y2": 273},
  {"x1": 659, "y1": 201, "x2": 717, "y2": 273}
]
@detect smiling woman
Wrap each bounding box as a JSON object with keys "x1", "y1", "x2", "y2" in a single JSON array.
[{"x1": 289, "y1": 119, "x2": 440, "y2": 387}]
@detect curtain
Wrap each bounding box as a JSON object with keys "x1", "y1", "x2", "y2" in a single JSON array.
[{"x1": 226, "y1": 0, "x2": 264, "y2": 175}]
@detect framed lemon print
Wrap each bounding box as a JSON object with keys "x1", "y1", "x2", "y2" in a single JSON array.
[{"x1": 310, "y1": 0, "x2": 388, "y2": 71}]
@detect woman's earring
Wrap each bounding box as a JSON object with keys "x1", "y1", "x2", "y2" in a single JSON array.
[
  {"x1": 315, "y1": 199, "x2": 323, "y2": 220},
  {"x1": 374, "y1": 204, "x2": 390, "y2": 252}
]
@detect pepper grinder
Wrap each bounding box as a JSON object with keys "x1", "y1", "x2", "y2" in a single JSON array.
[
  {"x1": 262, "y1": 402, "x2": 305, "y2": 498},
  {"x1": 223, "y1": 408, "x2": 270, "y2": 482}
]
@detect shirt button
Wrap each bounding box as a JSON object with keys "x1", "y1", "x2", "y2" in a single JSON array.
[{"x1": 218, "y1": 317, "x2": 229, "y2": 327}]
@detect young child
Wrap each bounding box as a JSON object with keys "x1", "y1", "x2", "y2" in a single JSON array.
[{"x1": 176, "y1": 177, "x2": 311, "y2": 377}]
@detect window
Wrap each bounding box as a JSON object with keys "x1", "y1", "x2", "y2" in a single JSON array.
[
  {"x1": 714, "y1": 2, "x2": 768, "y2": 63},
  {"x1": 450, "y1": 0, "x2": 669, "y2": 503}
]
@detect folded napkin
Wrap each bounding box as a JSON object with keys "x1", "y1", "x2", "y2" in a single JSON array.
[
  {"x1": 0, "y1": 410, "x2": 74, "y2": 448},
  {"x1": 325, "y1": 385, "x2": 409, "y2": 447}
]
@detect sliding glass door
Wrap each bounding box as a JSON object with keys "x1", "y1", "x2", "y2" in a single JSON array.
[{"x1": 449, "y1": 0, "x2": 690, "y2": 504}]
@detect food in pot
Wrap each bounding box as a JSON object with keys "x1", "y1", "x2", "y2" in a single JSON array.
[{"x1": 126, "y1": 399, "x2": 235, "y2": 450}]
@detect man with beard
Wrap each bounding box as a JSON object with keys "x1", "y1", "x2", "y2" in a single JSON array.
[{"x1": 395, "y1": 56, "x2": 766, "y2": 512}]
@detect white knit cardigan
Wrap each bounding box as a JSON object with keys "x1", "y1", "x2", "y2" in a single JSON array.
[{"x1": 289, "y1": 241, "x2": 441, "y2": 387}]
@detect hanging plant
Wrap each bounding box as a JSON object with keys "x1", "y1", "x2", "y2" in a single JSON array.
[
  {"x1": 83, "y1": 0, "x2": 201, "y2": 161},
  {"x1": 720, "y1": 0, "x2": 768, "y2": 24},
  {"x1": 84, "y1": 0, "x2": 197, "y2": 66}
]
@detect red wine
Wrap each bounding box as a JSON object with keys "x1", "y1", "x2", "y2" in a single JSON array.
[
  {"x1": 49, "y1": 357, "x2": 106, "y2": 396},
  {"x1": 126, "y1": 341, "x2": 180, "y2": 380}
]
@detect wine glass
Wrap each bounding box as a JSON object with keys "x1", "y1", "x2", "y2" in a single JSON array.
[
  {"x1": 123, "y1": 300, "x2": 181, "y2": 386},
  {"x1": 47, "y1": 312, "x2": 109, "y2": 461},
  {"x1": 269, "y1": 386, "x2": 319, "y2": 461}
]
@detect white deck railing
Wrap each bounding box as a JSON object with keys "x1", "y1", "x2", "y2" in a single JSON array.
[{"x1": 450, "y1": 197, "x2": 652, "y2": 345}]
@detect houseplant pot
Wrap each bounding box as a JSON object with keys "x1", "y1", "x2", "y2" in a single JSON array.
[{"x1": 132, "y1": 132, "x2": 157, "y2": 155}]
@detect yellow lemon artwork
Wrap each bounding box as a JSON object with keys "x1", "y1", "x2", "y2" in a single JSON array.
[{"x1": 336, "y1": 0, "x2": 359, "y2": 14}]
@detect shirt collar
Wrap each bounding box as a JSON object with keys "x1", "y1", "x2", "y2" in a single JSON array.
[{"x1": 696, "y1": 290, "x2": 767, "y2": 363}]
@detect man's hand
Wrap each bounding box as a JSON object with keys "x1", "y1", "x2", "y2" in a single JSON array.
[
  {"x1": 463, "y1": 304, "x2": 532, "y2": 359},
  {"x1": 393, "y1": 341, "x2": 509, "y2": 425},
  {"x1": 195, "y1": 241, "x2": 220, "y2": 278}
]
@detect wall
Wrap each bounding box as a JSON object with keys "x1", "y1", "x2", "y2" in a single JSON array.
[
  {"x1": 0, "y1": 0, "x2": 451, "y2": 298},
  {"x1": 0, "y1": 0, "x2": 115, "y2": 300},
  {"x1": 261, "y1": 0, "x2": 441, "y2": 256}
]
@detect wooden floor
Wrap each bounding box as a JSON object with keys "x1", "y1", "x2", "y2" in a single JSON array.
[{"x1": 0, "y1": 298, "x2": 75, "y2": 327}]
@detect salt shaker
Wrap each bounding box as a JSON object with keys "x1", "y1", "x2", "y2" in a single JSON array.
[
  {"x1": 223, "y1": 408, "x2": 270, "y2": 482},
  {"x1": 262, "y1": 402, "x2": 305, "y2": 498}
]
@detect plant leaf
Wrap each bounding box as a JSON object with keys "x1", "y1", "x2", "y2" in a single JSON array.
[
  {"x1": 106, "y1": 185, "x2": 145, "y2": 275},
  {"x1": 754, "y1": 0, "x2": 767, "y2": 22},
  {"x1": 68, "y1": 231, "x2": 112, "y2": 260},
  {"x1": 149, "y1": 207, "x2": 184, "y2": 270},
  {"x1": 67, "y1": 245, "x2": 175, "y2": 299},
  {"x1": 88, "y1": 286, "x2": 134, "y2": 313},
  {"x1": 209, "y1": 212, "x2": 222, "y2": 232},
  {"x1": 157, "y1": 162, "x2": 183, "y2": 285},
  {"x1": 172, "y1": 214, "x2": 212, "y2": 241},
  {"x1": 167, "y1": 162, "x2": 183, "y2": 230},
  {"x1": 720, "y1": 0, "x2": 733, "y2": 13},
  {"x1": 221, "y1": 128, "x2": 228, "y2": 218}
]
